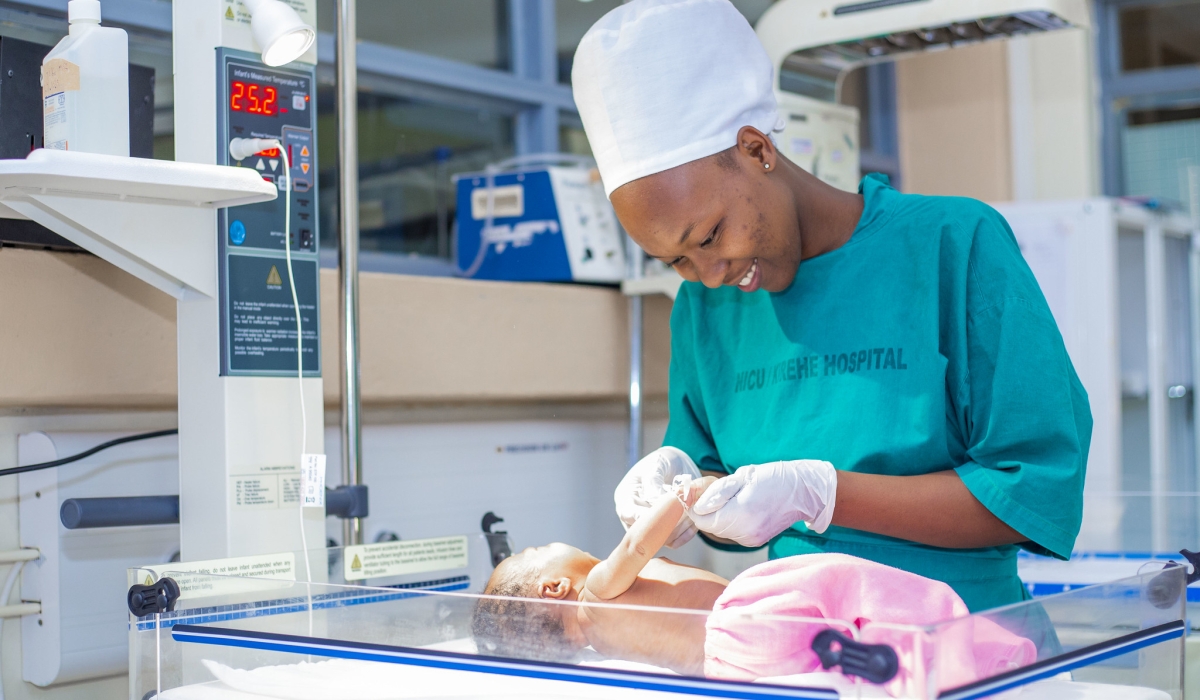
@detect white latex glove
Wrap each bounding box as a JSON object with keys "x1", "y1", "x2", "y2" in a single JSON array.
[
  {"x1": 614, "y1": 446, "x2": 702, "y2": 548},
  {"x1": 689, "y1": 460, "x2": 837, "y2": 548}
]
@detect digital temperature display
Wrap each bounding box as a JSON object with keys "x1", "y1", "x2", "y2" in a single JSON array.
[{"x1": 230, "y1": 81, "x2": 278, "y2": 116}]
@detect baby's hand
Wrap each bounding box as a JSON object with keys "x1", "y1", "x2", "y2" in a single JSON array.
[{"x1": 674, "y1": 475, "x2": 717, "y2": 510}]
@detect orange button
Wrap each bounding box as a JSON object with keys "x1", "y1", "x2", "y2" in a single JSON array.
[
  {"x1": 300, "y1": 162, "x2": 310, "y2": 174},
  {"x1": 300, "y1": 146, "x2": 309, "y2": 157}
]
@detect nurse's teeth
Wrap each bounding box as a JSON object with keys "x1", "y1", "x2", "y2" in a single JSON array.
[{"x1": 739, "y1": 261, "x2": 757, "y2": 286}]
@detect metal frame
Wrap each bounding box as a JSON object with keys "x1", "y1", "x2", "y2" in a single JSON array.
[
  {"x1": 335, "y1": 0, "x2": 363, "y2": 548},
  {"x1": 1095, "y1": 0, "x2": 1200, "y2": 197}
]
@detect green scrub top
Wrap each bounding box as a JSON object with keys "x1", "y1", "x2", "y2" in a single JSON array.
[{"x1": 664, "y1": 174, "x2": 1091, "y2": 613}]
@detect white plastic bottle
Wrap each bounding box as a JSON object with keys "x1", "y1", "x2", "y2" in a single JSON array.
[{"x1": 41, "y1": 0, "x2": 129, "y2": 156}]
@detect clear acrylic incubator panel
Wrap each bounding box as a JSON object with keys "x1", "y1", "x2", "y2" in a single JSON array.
[{"x1": 129, "y1": 542, "x2": 1186, "y2": 700}]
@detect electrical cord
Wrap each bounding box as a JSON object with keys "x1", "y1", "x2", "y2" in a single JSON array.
[
  {"x1": 277, "y1": 144, "x2": 317, "y2": 608},
  {"x1": 0, "y1": 429, "x2": 178, "y2": 478},
  {"x1": 231, "y1": 136, "x2": 315, "y2": 632}
]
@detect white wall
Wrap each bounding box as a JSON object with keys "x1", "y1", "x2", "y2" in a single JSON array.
[
  {"x1": 1007, "y1": 28, "x2": 1102, "y2": 201},
  {"x1": 322, "y1": 419, "x2": 631, "y2": 558}
]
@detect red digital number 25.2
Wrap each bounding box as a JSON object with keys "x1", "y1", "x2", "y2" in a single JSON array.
[{"x1": 230, "y1": 81, "x2": 277, "y2": 116}]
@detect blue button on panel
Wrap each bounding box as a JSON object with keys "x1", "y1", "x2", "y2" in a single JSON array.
[{"x1": 229, "y1": 220, "x2": 246, "y2": 245}]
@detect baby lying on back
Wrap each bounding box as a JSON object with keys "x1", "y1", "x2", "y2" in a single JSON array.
[{"x1": 472, "y1": 476, "x2": 1036, "y2": 694}]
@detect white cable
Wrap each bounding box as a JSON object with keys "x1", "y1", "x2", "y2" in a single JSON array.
[
  {"x1": 231, "y1": 136, "x2": 313, "y2": 634},
  {"x1": 279, "y1": 144, "x2": 316, "y2": 635},
  {"x1": 0, "y1": 561, "x2": 25, "y2": 700}
]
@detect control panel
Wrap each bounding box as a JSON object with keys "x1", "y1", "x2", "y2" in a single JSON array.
[{"x1": 216, "y1": 49, "x2": 320, "y2": 377}]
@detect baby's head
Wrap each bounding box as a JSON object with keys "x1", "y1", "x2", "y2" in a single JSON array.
[{"x1": 471, "y1": 543, "x2": 598, "y2": 663}]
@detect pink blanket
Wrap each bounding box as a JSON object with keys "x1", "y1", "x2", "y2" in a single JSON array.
[{"x1": 704, "y1": 554, "x2": 1037, "y2": 696}]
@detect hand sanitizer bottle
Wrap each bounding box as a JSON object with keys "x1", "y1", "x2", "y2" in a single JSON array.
[{"x1": 42, "y1": 0, "x2": 129, "y2": 156}]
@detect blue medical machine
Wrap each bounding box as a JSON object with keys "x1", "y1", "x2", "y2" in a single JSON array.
[{"x1": 454, "y1": 156, "x2": 627, "y2": 283}]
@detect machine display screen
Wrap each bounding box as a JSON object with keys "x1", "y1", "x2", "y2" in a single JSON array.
[{"x1": 229, "y1": 81, "x2": 279, "y2": 116}]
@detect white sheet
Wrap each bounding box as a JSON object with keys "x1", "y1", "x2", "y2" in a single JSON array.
[{"x1": 156, "y1": 658, "x2": 1170, "y2": 700}]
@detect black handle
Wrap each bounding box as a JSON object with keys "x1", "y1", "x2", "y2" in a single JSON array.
[
  {"x1": 326, "y1": 485, "x2": 369, "y2": 519},
  {"x1": 63, "y1": 486, "x2": 369, "y2": 529},
  {"x1": 61, "y1": 496, "x2": 179, "y2": 529},
  {"x1": 481, "y1": 511, "x2": 512, "y2": 567},
  {"x1": 127, "y1": 577, "x2": 180, "y2": 616},
  {"x1": 482, "y1": 511, "x2": 506, "y2": 535},
  {"x1": 1147, "y1": 548, "x2": 1200, "y2": 609},
  {"x1": 1179, "y1": 549, "x2": 1200, "y2": 584},
  {"x1": 811, "y1": 628, "x2": 899, "y2": 685}
]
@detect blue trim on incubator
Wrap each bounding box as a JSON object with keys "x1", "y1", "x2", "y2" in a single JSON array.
[
  {"x1": 938, "y1": 620, "x2": 1185, "y2": 700},
  {"x1": 1025, "y1": 581, "x2": 1200, "y2": 602},
  {"x1": 171, "y1": 625, "x2": 840, "y2": 700},
  {"x1": 131, "y1": 575, "x2": 470, "y2": 631}
]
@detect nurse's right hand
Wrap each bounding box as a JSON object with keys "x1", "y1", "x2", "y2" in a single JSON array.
[
  {"x1": 614, "y1": 446, "x2": 702, "y2": 549},
  {"x1": 689, "y1": 460, "x2": 837, "y2": 548}
]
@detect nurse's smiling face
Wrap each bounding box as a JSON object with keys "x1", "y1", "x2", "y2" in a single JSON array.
[{"x1": 610, "y1": 126, "x2": 802, "y2": 293}]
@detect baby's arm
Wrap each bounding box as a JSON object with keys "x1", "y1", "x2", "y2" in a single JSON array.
[{"x1": 585, "y1": 476, "x2": 717, "y2": 600}]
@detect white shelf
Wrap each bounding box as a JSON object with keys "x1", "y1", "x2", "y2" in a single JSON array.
[
  {"x1": 0, "y1": 149, "x2": 277, "y2": 299},
  {"x1": 621, "y1": 273, "x2": 682, "y2": 299}
]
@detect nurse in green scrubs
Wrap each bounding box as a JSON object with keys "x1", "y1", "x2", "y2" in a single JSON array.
[{"x1": 576, "y1": 0, "x2": 1090, "y2": 613}]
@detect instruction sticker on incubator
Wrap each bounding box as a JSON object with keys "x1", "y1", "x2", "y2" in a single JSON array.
[
  {"x1": 232, "y1": 475, "x2": 281, "y2": 509},
  {"x1": 136, "y1": 552, "x2": 296, "y2": 601},
  {"x1": 344, "y1": 536, "x2": 468, "y2": 581}
]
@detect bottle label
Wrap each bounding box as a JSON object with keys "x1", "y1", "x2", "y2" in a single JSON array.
[
  {"x1": 42, "y1": 58, "x2": 80, "y2": 152},
  {"x1": 43, "y1": 92, "x2": 70, "y2": 150}
]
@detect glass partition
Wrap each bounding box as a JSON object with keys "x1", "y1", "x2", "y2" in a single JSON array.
[{"x1": 129, "y1": 542, "x2": 1186, "y2": 700}]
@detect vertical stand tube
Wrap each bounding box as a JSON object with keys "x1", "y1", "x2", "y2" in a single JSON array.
[
  {"x1": 628, "y1": 295, "x2": 643, "y2": 468},
  {"x1": 1187, "y1": 169, "x2": 1200, "y2": 544},
  {"x1": 627, "y1": 235, "x2": 645, "y2": 468},
  {"x1": 337, "y1": 0, "x2": 363, "y2": 547},
  {"x1": 1145, "y1": 222, "x2": 1169, "y2": 553}
]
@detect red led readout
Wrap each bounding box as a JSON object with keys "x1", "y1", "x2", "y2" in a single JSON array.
[{"x1": 230, "y1": 81, "x2": 279, "y2": 116}]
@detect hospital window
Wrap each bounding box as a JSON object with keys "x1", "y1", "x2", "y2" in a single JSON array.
[
  {"x1": 1099, "y1": 0, "x2": 1200, "y2": 201},
  {"x1": 1097, "y1": 0, "x2": 1200, "y2": 549},
  {"x1": 555, "y1": 0, "x2": 782, "y2": 84},
  {"x1": 1118, "y1": 0, "x2": 1200, "y2": 71},
  {"x1": 315, "y1": 89, "x2": 516, "y2": 262},
  {"x1": 555, "y1": 0, "x2": 621, "y2": 84},
  {"x1": 316, "y1": 0, "x2": 512, "y2": 72},
  {"x1": 559, "y1": 112, "x2": 591, "y2": 157}
]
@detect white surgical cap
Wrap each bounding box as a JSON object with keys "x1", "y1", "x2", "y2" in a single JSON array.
[{"x1": 572, "y1": 0, "x2": 784, "y2": 197}]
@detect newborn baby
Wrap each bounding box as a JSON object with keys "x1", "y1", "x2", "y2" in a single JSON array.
[{"x1": 472, "y1": 476, "x2": 1035, "y2": 693}]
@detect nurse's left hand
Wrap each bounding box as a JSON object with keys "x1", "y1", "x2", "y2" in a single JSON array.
[{"x1": 689, "y1": 460, "x2": 837, "y2": 548}]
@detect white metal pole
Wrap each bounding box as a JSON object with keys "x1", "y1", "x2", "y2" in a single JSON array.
[
  {"x1": 627, "y1": 234, "x2": 645, "y2": 468},
  {"x1": 1190, "y1": 231, "x2": 1200, "y2": 538},
  {"x1": 628, "y1": 296, "x2": 643, "y2": 468},
  {"x1": 337, "y1": 0, "x2": 363, "y2": 547},
  {"x1": 1187, "y1": 167, "x2": 1200, "y2": 549},
  {"x1": 1145, "y1": 221, "x2": 1169, "y2": 553}
]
